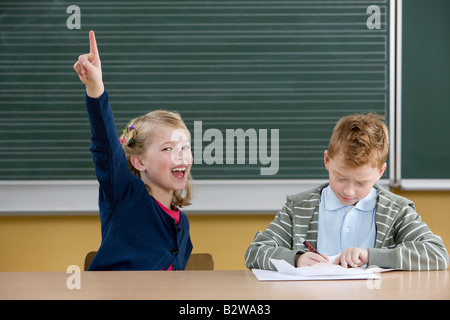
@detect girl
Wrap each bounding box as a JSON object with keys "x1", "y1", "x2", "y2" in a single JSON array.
[{"x1": 73, "y1": 30, "x2": 193, "y2": 270}]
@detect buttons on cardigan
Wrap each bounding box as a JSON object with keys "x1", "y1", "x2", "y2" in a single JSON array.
[{"x1": 171, "y1": 248, "x2": 179, "y2": 255}]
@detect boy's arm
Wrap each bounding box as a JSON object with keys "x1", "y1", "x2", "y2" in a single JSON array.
[
  {"x1": 368, "y1": 205, "x2": 449, "y2": 270},
  {"x1": 245, "y1": 200, "x2": 301, "y2": 271}
]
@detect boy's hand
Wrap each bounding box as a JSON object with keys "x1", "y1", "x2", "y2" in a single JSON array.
[
  {"x1": 73, "y1": 30, "x2": 104, "y2": 98},
  {"x1": 332, "y1": 247, "x2": 369, "y2": 268},
  {"x1": 295, "y1": 252, "x2": 329, "y2": 267}
]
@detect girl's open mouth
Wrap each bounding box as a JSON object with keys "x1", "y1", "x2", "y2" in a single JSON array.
[{"x1": 171, "y1": 166, "x2": 187, "y2": 179}]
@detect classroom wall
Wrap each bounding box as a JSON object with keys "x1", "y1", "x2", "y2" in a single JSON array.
[{"x1": 0, "y1": 189, "x2": 449, "y2": 271}]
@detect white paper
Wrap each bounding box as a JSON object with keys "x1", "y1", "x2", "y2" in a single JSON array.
[{"x1": 252, "y1": 258, "x2": 393, "y2": 281}]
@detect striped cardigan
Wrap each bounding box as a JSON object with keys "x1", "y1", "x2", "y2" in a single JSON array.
[{"x1": 245, "y1": 183, "x2": 449, "y2": 271}]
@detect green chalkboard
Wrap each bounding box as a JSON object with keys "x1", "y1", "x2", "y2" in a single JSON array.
[
  {"x1": 401, "y1": 0, "x2": 450, "y2": 180},
  {"x1": 0, "y1": 0, "x2": 390, "y2": 180}
]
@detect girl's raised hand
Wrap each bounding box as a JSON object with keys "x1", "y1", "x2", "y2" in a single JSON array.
[{"x1": 73, "y1": 30, "x2": 104, "y2": 98}]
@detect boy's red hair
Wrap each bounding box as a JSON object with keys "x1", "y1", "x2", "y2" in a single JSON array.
[{"x1": 327, "y1": 113, "x2": 389, "y2": 169}]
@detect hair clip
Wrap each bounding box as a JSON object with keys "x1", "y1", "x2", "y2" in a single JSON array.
[
  {"x1": 123, "y1": 125, "x2": 134, "y2": 134},
  {"x1": 120, "y1": 125, "x2": 135, "y2": 146}
]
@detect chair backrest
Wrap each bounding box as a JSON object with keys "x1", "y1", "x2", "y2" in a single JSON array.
[
  {"x1": 185, "y1": 253, "x2": 214, "y2": 270},
  {"x1": 84, "y1": 251, "x2": 97, "y2": 271},
  {"x1": 83, "y1": 251, "x2": 214, "y2": 271}
]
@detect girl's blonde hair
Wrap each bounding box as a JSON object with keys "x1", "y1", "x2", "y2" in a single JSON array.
[{"x1": 120, "y1": 110, "x2": 193, "y2": 208}]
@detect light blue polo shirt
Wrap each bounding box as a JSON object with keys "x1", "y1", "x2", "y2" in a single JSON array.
[{"x1": 316, "y1": 186, "x2": 377, "y2": 256}]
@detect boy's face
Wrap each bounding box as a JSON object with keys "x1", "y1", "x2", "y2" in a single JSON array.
[{"x1": 324, "y1": 150, "x2": 386, "y2": 206}]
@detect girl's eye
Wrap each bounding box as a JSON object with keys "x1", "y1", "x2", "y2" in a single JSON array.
[{"x1": 162, "y1": 145, "x2": 190, "y2": 152}]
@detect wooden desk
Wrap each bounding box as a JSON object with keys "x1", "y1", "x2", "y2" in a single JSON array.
[{"x1": 1, "y1": 270, "x2": 449, "y2": 300}]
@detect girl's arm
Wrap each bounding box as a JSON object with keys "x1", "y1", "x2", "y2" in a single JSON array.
[{"x1": 74, "y1": 31, "x2": 133, "y2": 206}]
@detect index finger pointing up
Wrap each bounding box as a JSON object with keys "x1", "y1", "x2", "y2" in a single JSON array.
[{"x1": 88, "y1": 30, "x2": 99, "y2": 60}]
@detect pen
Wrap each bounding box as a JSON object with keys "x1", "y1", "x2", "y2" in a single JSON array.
[{"x1": 300, "y1": 238, "x2": 321, "y2": 255}]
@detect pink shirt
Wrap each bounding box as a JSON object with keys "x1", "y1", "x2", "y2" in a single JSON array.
[
  {"x1": 155, "y1": 199, "x2": 180, "y2": 224},
  {"x1": 155, "y1": 199, "x2": 180, "y2": 270}
]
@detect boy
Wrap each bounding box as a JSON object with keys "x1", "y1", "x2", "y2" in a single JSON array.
[{"x1": 245, "y1": 114, "x2": 448, "y2": 270}]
